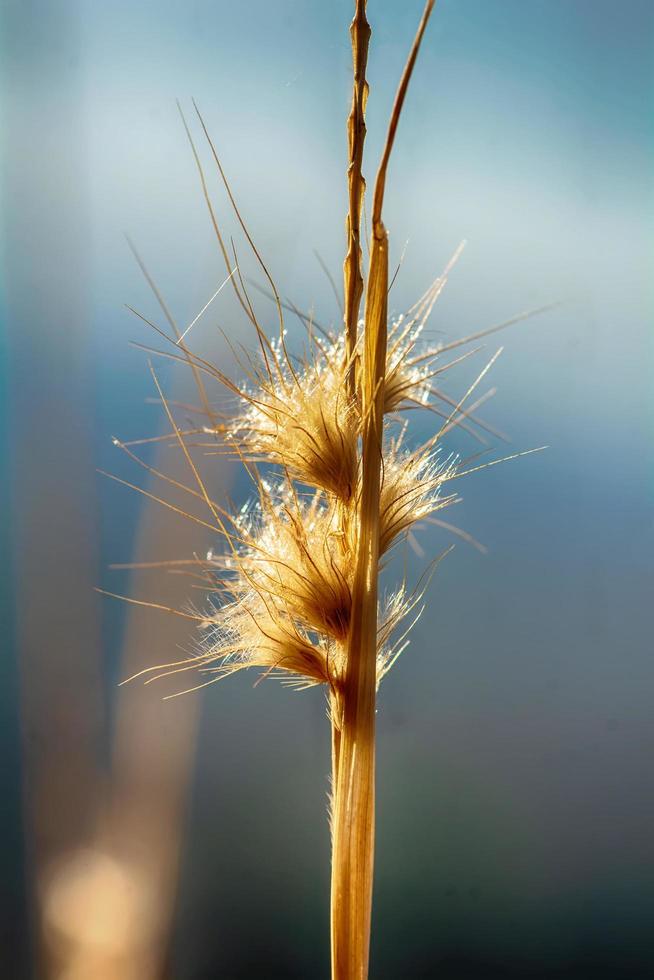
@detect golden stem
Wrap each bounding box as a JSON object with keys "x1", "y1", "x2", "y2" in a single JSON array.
[
  {"x1": 331, "y1": 222, "x2": 388, "y2": 980},
  {"x1": 330, "y1": 4, "x2": 436, "y2": 978},
  {"x1": 343, "y1": 0, "x2": 370, "y2": 398}
]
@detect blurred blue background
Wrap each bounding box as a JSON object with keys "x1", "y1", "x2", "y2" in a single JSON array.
[{"x1": 1, "y1": 1, "x2": 652, "y2": 977}]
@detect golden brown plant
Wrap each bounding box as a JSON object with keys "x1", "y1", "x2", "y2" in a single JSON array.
[{"x1": 105, "y1": 2, "x2": 551, "y2": 977}]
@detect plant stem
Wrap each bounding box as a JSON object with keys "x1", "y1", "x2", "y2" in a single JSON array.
[
  {"x1": 330, "y1": 5, "x2": 436, "y2": 977},
  {"x1": 331, "y1": 214, "x2": 388, "y2": 979},
  {"x1": 343, "y1": 0, "x2": 370, "y2": 398}
]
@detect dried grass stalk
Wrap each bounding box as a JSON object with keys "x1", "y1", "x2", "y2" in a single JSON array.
[
  {"x1": 343, "y1": 0, "x2": 370, "y2": 397},
  {"x1": 109, "y1": 1, "x2": 548, "y2": 976},
  {"x1": 331, "y1": 6, "x2": 435, "y2": 976}
]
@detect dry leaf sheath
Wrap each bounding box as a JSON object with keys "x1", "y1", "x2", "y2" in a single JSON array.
[{"x1": 107, "y1": 2, "x2": 548, "y2": 977}]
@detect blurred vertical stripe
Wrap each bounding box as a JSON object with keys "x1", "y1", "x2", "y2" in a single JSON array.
[{"x1": 1, "y1": 0, "x2": 104, "y2": 974}]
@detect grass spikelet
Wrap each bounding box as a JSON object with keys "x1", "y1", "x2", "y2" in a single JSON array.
[
  {"x1": 379, "y1": 436, "x2": 457, "y2": 557},
  {"x1": 110, "y1": 2, "x2": 547, "y2": 976},
  {"x1": 228, "y1": 331, "x2": 358, "y2": 501}
]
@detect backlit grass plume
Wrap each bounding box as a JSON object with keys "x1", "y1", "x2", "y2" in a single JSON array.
[{"x1": 105, "y1": 2, "x2": 550, "y2": 977}]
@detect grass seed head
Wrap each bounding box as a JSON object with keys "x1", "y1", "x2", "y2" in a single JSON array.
[{"x1": 229, "y1": 333, "x2": 358, "y2": 502}]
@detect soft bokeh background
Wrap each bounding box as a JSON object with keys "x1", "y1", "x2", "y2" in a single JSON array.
[{"x1": 2, "y1": 0, "x2": 652, "y2": 977}]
